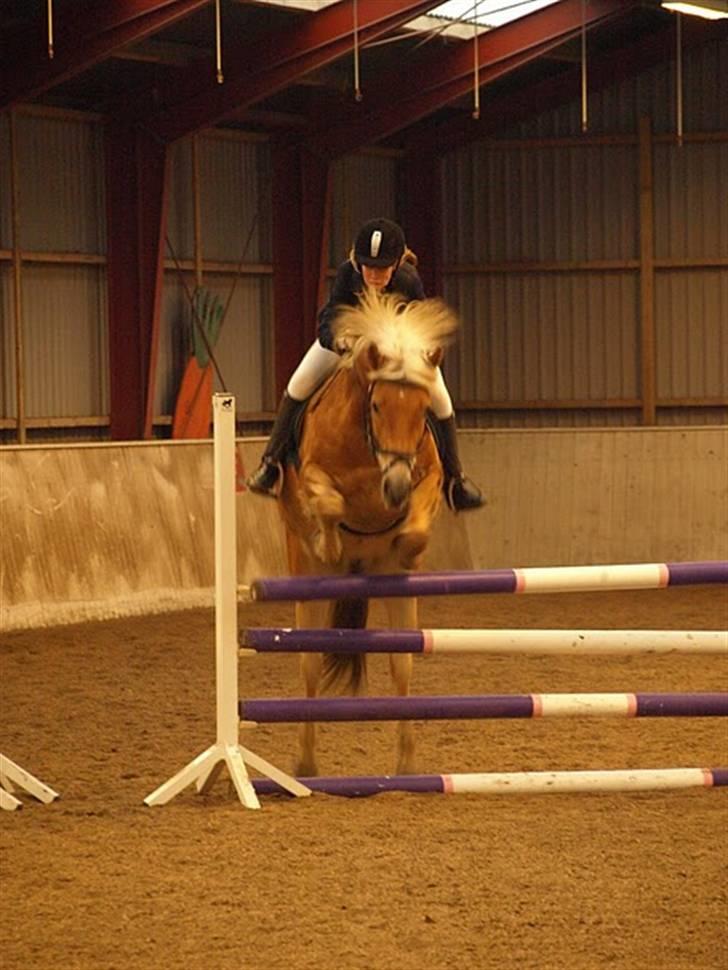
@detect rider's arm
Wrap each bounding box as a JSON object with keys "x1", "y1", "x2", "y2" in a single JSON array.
[{"x1": 317, "y1": 261, "x2": 360, "y2": 350}]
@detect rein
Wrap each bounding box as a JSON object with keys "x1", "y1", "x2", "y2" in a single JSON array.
[
  {"x1": 364, "y1": 381, "x2": 428, "y2": 473},
  {"x1": 339, "y1": 512, "x2": 409, "y2": 536}
]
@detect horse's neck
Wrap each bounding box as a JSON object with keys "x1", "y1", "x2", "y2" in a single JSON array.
[
  {"x1": 322, "y1": 365, "x2": 367, "y2": 423},
  {"x1": 306, "y1": 365, "x2": 369, "y2": 458}
]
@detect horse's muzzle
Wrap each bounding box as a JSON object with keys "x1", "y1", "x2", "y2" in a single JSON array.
[{"x1": 381, "y1": 460, "x2": 413, "y2": 510}]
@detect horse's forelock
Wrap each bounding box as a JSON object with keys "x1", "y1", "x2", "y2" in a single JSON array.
[{"x1": 333, "y1": 290, "x2": 458, "y2": 387}]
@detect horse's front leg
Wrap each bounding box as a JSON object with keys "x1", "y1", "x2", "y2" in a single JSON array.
[
  {"x1": 302, "y1": 463, "x2": 345, "y2": 565},
  {"x1": 384, "y1": 594, "x2": 418, "y2": 774},
  {"x1": 294, "y1": 600, "x2": 327, "y2": 777}
]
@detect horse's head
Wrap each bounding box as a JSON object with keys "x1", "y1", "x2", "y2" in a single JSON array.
[{"x1": 334, "y1": 290, "x2": 458, "y2": 511}]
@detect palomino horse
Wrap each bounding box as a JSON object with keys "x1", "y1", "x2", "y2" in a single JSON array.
[{"x1": 279, "y1": 289, "x2": 459, "y2": 776}]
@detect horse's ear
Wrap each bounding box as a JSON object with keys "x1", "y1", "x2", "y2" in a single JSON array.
[{"x1": 426, "y1": 347, "x2": 443, "y2": 369}]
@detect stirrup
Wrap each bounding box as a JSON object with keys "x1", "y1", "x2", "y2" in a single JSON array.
[
  {"x1": 445, "y1": 475, "x2": 484, "y2": 512},
  {"x1": 246, "y1": 459, "x2": 284, "y2": 498}
]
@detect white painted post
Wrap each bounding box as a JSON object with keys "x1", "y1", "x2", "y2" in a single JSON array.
[
  {"x1": 145, "y1": 394, "x2": 309, "y2": 809},
  {"x1": 214, "y1": 394, "x2": 243, "y2": 748}
]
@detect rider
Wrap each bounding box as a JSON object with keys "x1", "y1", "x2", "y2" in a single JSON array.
[{"x1": 246, "y1": 217, "x2": 483, "y2": 512}]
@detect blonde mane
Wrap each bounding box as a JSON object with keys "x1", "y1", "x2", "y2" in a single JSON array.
[{"x1": 332, "y1": 289, "x2": 459, "y2": 387}]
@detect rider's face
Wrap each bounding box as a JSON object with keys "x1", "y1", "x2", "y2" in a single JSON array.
[{"x1": 361, "y1": 262, "x2": 396, "y2": 291}]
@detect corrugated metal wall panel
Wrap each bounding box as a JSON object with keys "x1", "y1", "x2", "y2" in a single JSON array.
[
  {"x1": 14, "y1": 114, "x2": 106, "y2": 253},
  {"x1": 466, "y1": 409, "x2": 640, "y2": 429},
  {"x1": 654, "y1": 141, "x2": 728, "y2": 259},
  {"x1": 442, "y1": 272, "x2": 639, "y2": 405},
  {"x1": 20, "y1": 264, "x2": 107, "y2": 417},
  {"x1": 199, "y1": 135, "x2": 271, "y2": 262},
  {"x1": 167, "y1": 141, "x2": 194, "y2": 262},
  {"x1": 329, "y1": 153, "x2": 397, "y2": 265},
  {"x1": 441, "y1": 143, "x2": 638, "y2": 262},
  {"x1": 160, "y1": 135, "x2": 271, "y2": 417},
  {"x1": 1, "y1": 266, "x2": 15, "y2": 417},
  {"x1": 167, "y1": 136, "x2": 272, "y2": 264},
  {"x1": 657, "y1": 409, "x2": 728, "y2": 426},
  {"x1": 0, "y1": 114, "x2": 9, "y2": 248},
  {"x1": 508, "y1": 37, "x2": 727, "y2": 138},
  {"x1": 211, "y1": 275, "x2": 272, "y2": 410},
  {"x1": 443, "y1": 142, "x2": 638, "y2": 264},
  {"x1": 656, "y1": 269, "x2": 728, "y2": 399}
]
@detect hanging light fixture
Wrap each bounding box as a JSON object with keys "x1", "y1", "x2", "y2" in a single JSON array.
[
  {"x1": 472, "y1": 0, "x2": 480, "y2": 120},
  {"x1": 661, "y1": 1, "x2": 728, "y2": 19},
  {"x1": 215, "y1": 0, "x2": 223, "y2": 84},
  {"x1": 47, "y1": 0, "x2": 54, "y2": 58}
]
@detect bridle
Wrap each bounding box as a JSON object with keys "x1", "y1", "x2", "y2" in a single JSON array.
[{"x1": 364, "y1": 380, "x2": 428, "y2": 474}]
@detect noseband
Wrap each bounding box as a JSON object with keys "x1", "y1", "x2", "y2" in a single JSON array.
[{"x1": 364, "y1": 381, "x2": 427, "y2": 473}]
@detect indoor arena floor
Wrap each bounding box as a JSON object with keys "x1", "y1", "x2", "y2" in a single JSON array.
[{"x1": 2, "y1": 587, "x2": 727, "y2": 970}]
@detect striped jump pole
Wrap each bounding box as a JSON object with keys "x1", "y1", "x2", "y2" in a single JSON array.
[
  {"x1": 249, "y1": 561, "x2": 728, "y2": 602},
  {"x1": 242, "y1": 628, "x2": 728, "y2": 656},
  {"x1": 252, "y1": 767, "x2": 728, "y2": 798},
  {"x1": 239, "y1": 692, "x2": 728, "y2": 723}
]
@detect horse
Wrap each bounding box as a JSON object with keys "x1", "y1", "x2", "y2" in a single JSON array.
[{"x1": 279, "y1": 289, "x2": 459, "y2": 776}]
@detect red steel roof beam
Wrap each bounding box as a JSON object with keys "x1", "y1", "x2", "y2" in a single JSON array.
[
  {"x1": 144, "y1": 0, "x2": 443, "y2": 143},
  {"x1": 0, "y1": 0, "x2": 209, "y2": 112},
  {"x1": 306, "y1": 0, "x2": 632, "y2": 157},
  {"x1": 404, "y1": 16, "x2": 728, "y2": 155}
]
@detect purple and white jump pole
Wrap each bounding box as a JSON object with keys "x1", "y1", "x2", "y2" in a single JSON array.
[
  {"x1": 250, "y1": 561, "x2": 728, "y2": 602},
  {"x1": 239, "y1": 692, "x2": 728, "y2": 723},
  {"x1": 252, "y1": 768, "x2": 728, "y2": 798},
  {"x1": 145, "y1": 395, "x2": 727, "y2": 809},
  {"x1": 242, "y1": 628, "x2": 728, "y2": 657}
]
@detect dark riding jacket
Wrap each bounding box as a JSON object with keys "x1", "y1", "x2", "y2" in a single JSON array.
[{"x1": 317, "y1": 258, "x2": 426, "y2": 351}]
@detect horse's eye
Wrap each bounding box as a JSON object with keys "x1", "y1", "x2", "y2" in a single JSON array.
[{"x1": 371, "y1": 402, "x2": 380, "y2": 414}]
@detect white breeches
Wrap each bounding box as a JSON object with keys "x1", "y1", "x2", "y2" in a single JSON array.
[
  {"x1": 286, "y1": 340, "x2": 341, "y2": 401},
  {"x1": 287, "y1": 338, "x2": 454, "y2": 420},
  {"x1": 429, "y1": 366, "x2": 453, "y2": 420}
]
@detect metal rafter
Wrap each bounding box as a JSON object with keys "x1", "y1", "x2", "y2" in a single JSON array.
[
  {"x1": 403, "y1": 16, "x2": 728, "y2": 155},
  {"x1": 0, "y1": 0, "x2": 210, "y2": 112},
  {"x1": 304, "y1": 0, "x2": 634, "y2": 158},
  {"x1": 142, "y1": 0, "x2": 444, "y2": 142}
]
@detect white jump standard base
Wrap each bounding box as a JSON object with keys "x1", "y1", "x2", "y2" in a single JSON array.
[
  {"x1": 144, "y1": 742, "x2": 309, "y2": 809},
  {"x1": 144, "y1": 395, "x2": 308, "y2": 810},
  {"x1": 0, "y1": 754, "x2": 59, "y2": 812}
]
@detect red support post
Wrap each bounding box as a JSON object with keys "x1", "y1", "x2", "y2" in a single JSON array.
[
  {"x1": 271, "y1": 143, "x2": 306, "y2": 401},
  {"x1": 401, "y1": 151, "x2": 442, "y2": 299},
  {"x1": 300, "y1": 148, "x2": 332, "y2": 346},
  {"x1": 105, "y1": 122, "x2": 168, "y2": 439},
  {"x1": 270, "y1": 144, "x2": 332, "y2": 401}
]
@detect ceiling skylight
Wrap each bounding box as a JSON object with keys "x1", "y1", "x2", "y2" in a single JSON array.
[
  {"x1": 429, "y1": 1, "x2": 560, "y2": 29},
  {"x1": 254, "y1": 1, "x2": 560, "y2": 30}
]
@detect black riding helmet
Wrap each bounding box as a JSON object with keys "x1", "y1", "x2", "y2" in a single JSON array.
[{"x1": 354, "y1": 218, "x2": 406, "y2": 269}]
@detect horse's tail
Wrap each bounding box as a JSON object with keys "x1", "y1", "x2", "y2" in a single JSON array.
[{"x1": 321, "y1": 597, "x2": 369, "y2": 695}]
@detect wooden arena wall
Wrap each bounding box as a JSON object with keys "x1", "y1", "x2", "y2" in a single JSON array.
[{"x1": 1, "y1": 426, "x2": 726, "y2": 631}]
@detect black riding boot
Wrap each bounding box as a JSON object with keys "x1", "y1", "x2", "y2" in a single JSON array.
[
  {"x1": 246, "y1": 392, "x2": 305, "y2": 497},
  {"x1": 434, "y1": 415, "x2": 484, "y2": 512}
]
